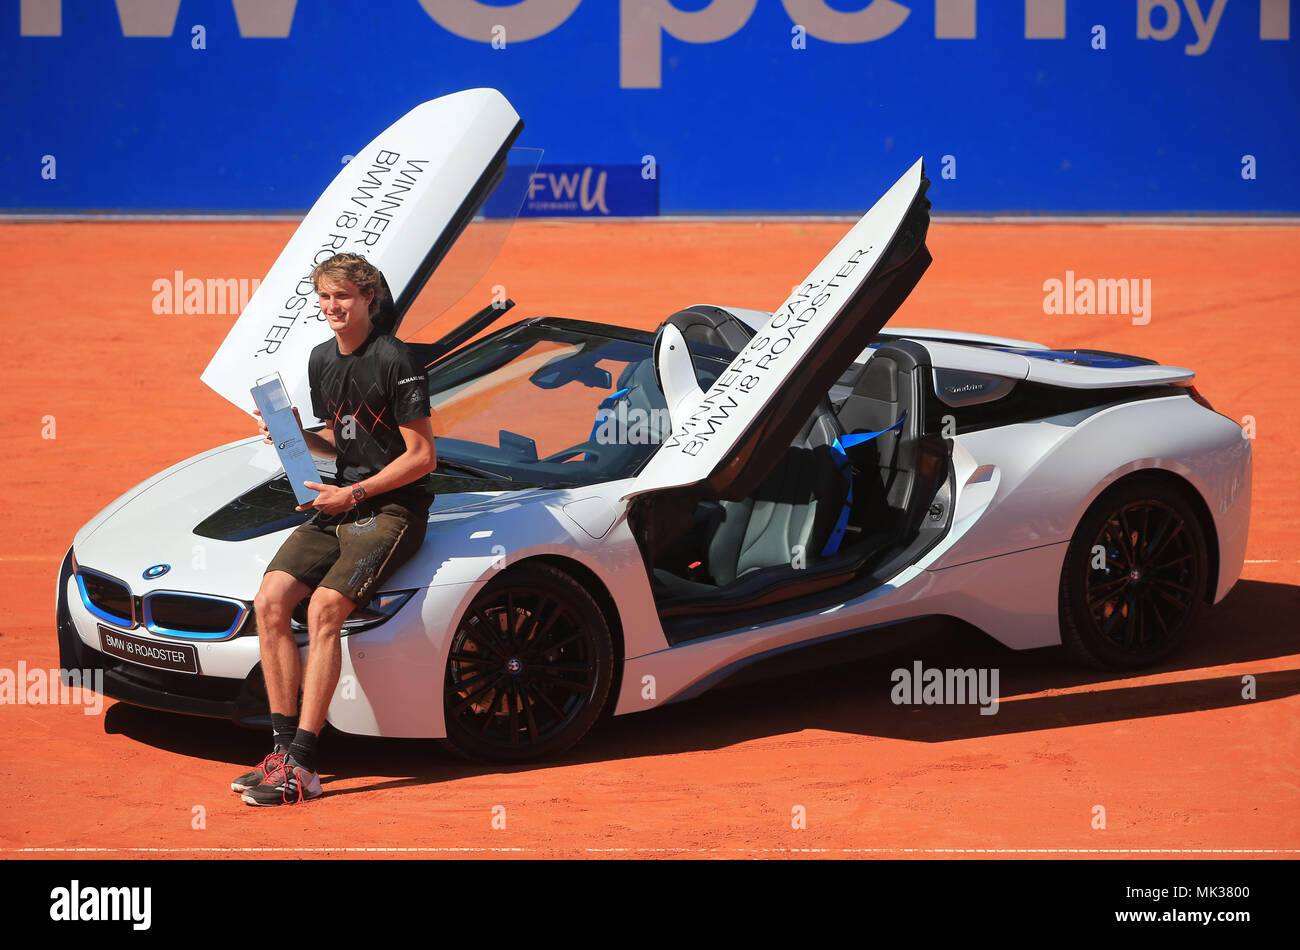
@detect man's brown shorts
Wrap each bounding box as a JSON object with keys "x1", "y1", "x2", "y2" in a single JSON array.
[{"x1": 264, "y1": 501, "x2": 428, "y2": 606}]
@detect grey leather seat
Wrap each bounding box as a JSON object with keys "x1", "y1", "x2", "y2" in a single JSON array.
[
  {"x1": 647, "y1": 304, "x2": 848, "y2": 595},
  {"x1": 835, "y1": 341, "x2": 926, "y2": 530},
  {"x1": 654, "y1": 403, "x2": 847, "y2": 596}
]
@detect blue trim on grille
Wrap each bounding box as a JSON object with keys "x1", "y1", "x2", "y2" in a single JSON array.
[
  {"x1": 74, "y1": 568, "x2": 135, "y2": 628},
  {"x1": 142, "y1": 591, "x2": 249, "y2": 641}
]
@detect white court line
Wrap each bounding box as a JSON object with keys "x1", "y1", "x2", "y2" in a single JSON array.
[{"x1": 6, "y1": 846, "x2": 1298, "y2": 855}]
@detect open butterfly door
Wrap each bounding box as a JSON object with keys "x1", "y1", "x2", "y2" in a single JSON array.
[
  {"x1": 625, "y1": 158, "x2": 932, "y2": 503},
  {"x1": 202, "y1": 88, "x2": 534, "y2": 423}
]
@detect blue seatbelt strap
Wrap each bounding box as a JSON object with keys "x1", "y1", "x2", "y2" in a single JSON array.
[
  {"x1": 585, "y1": 388, "x2": 630, "y2": 460},
  {"x1": 820, "y1": 413, "x2": 906, "y2": 557},
  {"x1": 599, "y1": 388, "x2": 631, "y2": 411}
]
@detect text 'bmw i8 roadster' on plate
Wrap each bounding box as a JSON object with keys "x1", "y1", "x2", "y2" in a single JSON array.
[{"x1": 57, "y1": 89, "x2": 1251, "y2": 763}]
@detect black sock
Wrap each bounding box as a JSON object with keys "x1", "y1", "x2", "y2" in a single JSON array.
[
  {"x1": 270, "y1": 713, "x2": 299, "y2": 753},
  {"x1": 288, "y1": 727, "x2": 318, "y2": 773}
]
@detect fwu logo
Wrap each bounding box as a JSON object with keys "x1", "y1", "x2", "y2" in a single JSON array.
[
  {"x1": 528, "y1": 167, "x2": 609, "y2": 214},
  {"x1": 511, "y1": 164, "x2": 658, "y2": 217},
  {"x1": 19, "y1": 2, "x2": 1293, "y2": 79}
]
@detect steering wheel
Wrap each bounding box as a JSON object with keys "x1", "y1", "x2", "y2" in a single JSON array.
[{"x1": 539, "y1": 441, "x2": 601, "y2": 464}]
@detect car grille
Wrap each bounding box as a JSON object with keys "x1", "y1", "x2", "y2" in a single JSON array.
[
  {"x1": 73, "y1": 557, "x2": 249, "y2": 641},
  {"x1": 77, "y1": 570, "x2": 134, "y2": 626},
  {"x1": 144, "y1": 592, "x2": 248, "y2": 641}
]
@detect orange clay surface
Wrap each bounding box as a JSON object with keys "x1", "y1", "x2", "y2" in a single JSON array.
[{"x1": 1, "y1": 218, "x2": 1297, "y2": 859}]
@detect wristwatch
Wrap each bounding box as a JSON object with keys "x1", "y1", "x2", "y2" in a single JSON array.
[{"x1": 350, "y1": 484, "x2": 367, "y2": 507}]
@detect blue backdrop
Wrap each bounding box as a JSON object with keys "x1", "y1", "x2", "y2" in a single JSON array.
[{"x1": 5, "y1": 0, "x2": 1298, "y2": 213}]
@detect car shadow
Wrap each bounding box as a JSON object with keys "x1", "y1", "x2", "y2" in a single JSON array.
[
  {"x1": 577, "y1": 577, "x2": 1300, "y2": 755},
  {"x1": 101, "y1": 578, "x2": 1300, "y2": 793}
]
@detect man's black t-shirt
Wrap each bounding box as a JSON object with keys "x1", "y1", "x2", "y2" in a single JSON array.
[{"x1": 308, "y1": 327, "x2": 432, "y2": 510}]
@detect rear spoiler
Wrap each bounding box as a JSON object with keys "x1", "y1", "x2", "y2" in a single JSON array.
[
  {"x1": 1025, "y1": 361, "x2": 1194, "y2": 389},
  {"x1": 914, "y1": 340, "x2": 1194, "y2": 390}
]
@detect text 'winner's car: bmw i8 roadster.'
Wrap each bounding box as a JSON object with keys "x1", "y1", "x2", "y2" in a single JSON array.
[{"x1": 57, "y1": 89, "x2": 1251, "y2": 762}]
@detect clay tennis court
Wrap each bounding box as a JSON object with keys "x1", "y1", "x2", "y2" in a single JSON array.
[{"x1": 2, "y1": 218, "x2": 1297, "y2": 858}]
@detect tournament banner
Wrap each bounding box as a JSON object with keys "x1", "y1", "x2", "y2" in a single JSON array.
[{"x1": 5, "y1": 3, "x2": 1297, "y2": 213}]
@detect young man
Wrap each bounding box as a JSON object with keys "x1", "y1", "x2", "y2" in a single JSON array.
[{"x1": 234, "y1": 252, "x2": 436, "y2": 805}]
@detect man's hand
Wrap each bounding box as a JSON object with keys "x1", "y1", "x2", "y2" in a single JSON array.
[
  {"x1": 253, "y1": 407, "x2": 301, "y2": 444},
  {"x1": 253, "y1": 408, "x2": 271, "y2": 443},
  {"x1": 297, "y1": 481, "x2": 354, "y2": 514}
]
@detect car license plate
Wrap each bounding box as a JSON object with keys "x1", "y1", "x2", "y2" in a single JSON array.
[{"x1": 98, "y1": 625, "x2": 199, "y2": 674}]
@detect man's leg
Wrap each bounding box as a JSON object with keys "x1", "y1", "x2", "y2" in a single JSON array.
[
  {"x1": 254, "y1": 569, "x2": 312, "y2": 717},
  {"x1": 230, "y1": 569, "x2": 311, "y2": 793},
  {"x1": 244, "y1": 587, "x2": 351, "y2": 804},
  {"x1": 298, "y1": 586, "x2": 355, "y2": 735},
  {"x1": 240, "y1": 581, "x2": 342, "y2": 806},
  {"x1": 296, "y1": 504, "x2": 423, "y2": 735},
  {"x1": 243, "y1": 504, "x2": 424, "y2": 804}
]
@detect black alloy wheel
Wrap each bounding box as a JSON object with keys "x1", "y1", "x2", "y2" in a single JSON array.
[
  {"x1": 442, "y1": 564, "x2": 613, "y2": 762},
  {"x1": 1059, "y1": 478, "x2": 1208, "y2": 670}
]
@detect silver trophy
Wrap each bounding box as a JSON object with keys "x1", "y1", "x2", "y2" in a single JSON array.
[{"x1": 251, "y1": 373, "x2": 322, "y2": 507}]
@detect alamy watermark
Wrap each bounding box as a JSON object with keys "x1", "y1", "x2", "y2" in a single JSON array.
[
  {"x1": 592, "y1": 402, "x2": 670, "y2": 446},
  {"x1": 50, "y1": 881, "x2": 151, "y2": 930},
  {"x1": 891, "y1": 661, "x2": 1000, "y2": 715},
  {"x1": 1, "y1": 663, "x2": 104, "y2": 715},
  {"x1": 152, "y1": 270, "x2": 262, "y2": 315},
  {"x1": 1042, "y1": 271, "x2": 1152, "y2": 325}
]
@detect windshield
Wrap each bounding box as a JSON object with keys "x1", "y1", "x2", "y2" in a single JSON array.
[{"x1": 426, "y1": 323, "x2": 729, "y2": 487}]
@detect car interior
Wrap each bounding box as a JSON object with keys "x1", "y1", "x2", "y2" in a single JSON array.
[{"x1": 637, "y1": 307, "x2": 953, "y2": 637}]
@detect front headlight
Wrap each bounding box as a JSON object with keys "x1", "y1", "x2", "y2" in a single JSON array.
[{"x1": 289, "y1": 589, "x2": 418, "y2": 636}]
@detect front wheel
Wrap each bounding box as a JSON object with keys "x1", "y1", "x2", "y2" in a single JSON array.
[
  {"x1": 442, "y1": 564, "x2": 613, "y2": 763},
  {"x1": 1059, "y1": 478, "x2": 1208, "y2": 670}
]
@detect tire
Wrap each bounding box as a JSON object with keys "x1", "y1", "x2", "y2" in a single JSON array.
[
  {"x1": 441, "y1": 563, "x2": 613, "y2": 763},
  {"x1": 1059, "y1": 476, "x2": 1208, "y2": 670}
]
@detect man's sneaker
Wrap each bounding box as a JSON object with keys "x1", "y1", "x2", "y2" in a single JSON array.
[
  {"x1": 240, "y1": 756, "x2": 322, "y2": 806},
  {"x1": 230, "y1": 750, "x2": 286, "y2": 793}
]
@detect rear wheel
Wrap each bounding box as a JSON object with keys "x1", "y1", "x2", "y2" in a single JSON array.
[
  {"x1": 1059, "y1": 477, "x2": 1208, "y2": 670},
  {"x1": 442, "y1": 564, "x2": 613, "y2": 763}
]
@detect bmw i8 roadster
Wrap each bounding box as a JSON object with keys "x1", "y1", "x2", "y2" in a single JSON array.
[{"x1": 56, "y1": 91, "x2": 1251, "y2": 762}]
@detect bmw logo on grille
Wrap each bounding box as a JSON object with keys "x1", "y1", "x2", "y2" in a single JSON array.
[{"x1": 143, "y1": 564, "x2": 171, "y2": 580}]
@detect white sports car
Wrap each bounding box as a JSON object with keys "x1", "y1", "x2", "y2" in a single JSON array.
[{"x1": 56, "y1": 91, "x2": 1251, "y2": 762}]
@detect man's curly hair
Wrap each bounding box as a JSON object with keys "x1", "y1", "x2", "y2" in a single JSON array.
[{"x1": 311, "y1": 252, "x2": 391, "y2": 321}]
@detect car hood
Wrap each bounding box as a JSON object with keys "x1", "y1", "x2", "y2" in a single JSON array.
[
  {"x1": 71, "y1": 438, "x2": 517, "y2": 601},
  {"x1": 201, "y1": 88, "x2": 524, "y2": 422}
]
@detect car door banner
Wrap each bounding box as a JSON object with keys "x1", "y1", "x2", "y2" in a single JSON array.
[
  {"x1": 201, "y1": 89, "x2": 520, "y2": 423},
  {"x1": 626, "y1": 159, "x2": 927, "y2": 500}
]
